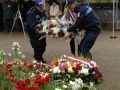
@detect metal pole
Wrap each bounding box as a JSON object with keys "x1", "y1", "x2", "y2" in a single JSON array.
[
  {"x1": 115, "y1": 0, "x2": 119, "y2": 31},
  {"x1": 110, "y1": 0, "x2": 117, "y2": 38}
]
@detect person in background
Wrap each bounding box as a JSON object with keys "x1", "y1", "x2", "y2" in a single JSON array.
[
  {"x1": 62, "y1": 6, "x2": 85, "y2": 55},
  {"x1": 49, "y1": 0, "x2": 60, "y2": 20},
  {"x1": 26, "y1": 0, "x2": 47, "y2": 63},
  {"x1": 45, "y1": 0, "x2": 50, "y2": 19},
  {"x1": 67, "y1": 0, "x2": 102, "y2": 60},
  {"x1": 0, "y1": 2, "x2": 3, "y2": 32},
  {"x1": 2, "y1": 0, "x2": 14, "y2": 32}
]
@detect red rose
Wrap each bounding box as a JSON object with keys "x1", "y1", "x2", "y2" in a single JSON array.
[
  {"x1": 18, "y1": 65, "x2": 23, "y2": 70},
  {"x1": 37, "y1": 26, "x2": 42, "y2": 31},
  {"x1": 15, "y1": 80, "x2": 25, "y2": 89},
  {"x1": 18, "y1": 87, "x2": 29, "y2": 90},
  {"x1": 34, "y1": 79, "x2": 41, "y2": 85},
  {"x1": 27, "y1": 64, "x2": 34, "y2": 69},
  {"x1": 23, "y1": 60, "x2": 28, "y2": 66},
  {"x1": 42, "y1": 32, "x2": 46, "y2": 36},
  {"x1": 24, "y1": 79, "x2": 31, "y2": 86},
  {"x1": 68, "y1": 33, "x2": 73, "y2": 39},
  {"x1": 5, "y1": 63, "x2": 12, "y2": 69},
  {"x1": 49, "y1": 24, "x2": 54, "y2": 28},
  {"x1": 48, "y1": 31, "x2": 52, "y2": 36},
  {"x1": 57, "y1": 32, "x2": 63, "y2": 37},
  {"x1": 29, "y1": 87, "x2": 41, "y2": 90}
]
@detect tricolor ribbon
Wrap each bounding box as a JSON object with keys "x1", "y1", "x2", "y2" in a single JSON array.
[
  {"x1": 63, "y1": 55, "x2": 96, "y2": 69},
  {"x1": 65, "y1": 0, "x2": 76, "y2": 22},
  {"x1": 68, "y1": 9, "x2": 76, "y2": 22}
]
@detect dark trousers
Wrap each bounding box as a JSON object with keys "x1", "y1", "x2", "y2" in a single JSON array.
[
  {"x1": 29, "y1": 35, "x2": 47, "y2": 60},
  {"x1": 70, "y1": 38, "x2": 80, "y2": 55},
  {"x1": 78, "y1": 26, "x2": 101, "y2": 59},
  {"x1": 70, "y1": 38, "x2": 75, "y2": 55}
]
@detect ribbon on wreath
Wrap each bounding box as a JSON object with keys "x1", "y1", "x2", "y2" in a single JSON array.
[{"x1": 63, "y1": 55, "x2": 97, "y2": 69}]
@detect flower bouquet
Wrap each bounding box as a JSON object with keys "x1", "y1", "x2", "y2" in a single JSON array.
[
  {"x1": 0, "y1": 42, "x2": 104, "y2": 90},
  {"x1": 49, "y1": 55, "x2": 104, "y2": 90}
]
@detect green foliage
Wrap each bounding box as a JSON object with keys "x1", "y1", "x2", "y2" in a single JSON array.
[{"x1": 0, "y1": 0, "x2": 5, "y2": 3}]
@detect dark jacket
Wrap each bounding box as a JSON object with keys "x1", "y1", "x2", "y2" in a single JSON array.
[
  {"x1": 67, "y1": 3, "x2": 101, "y2": 32},
  {"x1": 0, "y1": 2, "x2": 3, "y2": 17},
  {"x1": 26, "y1": 7, "x2": 47, "y2": 37}
]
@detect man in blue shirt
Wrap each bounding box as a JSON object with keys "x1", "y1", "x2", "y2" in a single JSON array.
[
  {"x1": 26, "y1": 0, "x2": 47, "y2": 63},
  {"x1": 67, "y1": 0, "x2": 102, "y2": 60}
]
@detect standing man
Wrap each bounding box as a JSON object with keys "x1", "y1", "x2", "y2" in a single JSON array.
[
  {"x1": 67, "y1": 0, "x2": 102, "y2": 60},
  {"x1": 26, "y1": 0, "x2": 47, "y2": 63}
]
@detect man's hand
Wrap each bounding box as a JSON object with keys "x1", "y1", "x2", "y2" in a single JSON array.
[{"x1": 80, "y1": 29, "x2": 86, "y2": 37}]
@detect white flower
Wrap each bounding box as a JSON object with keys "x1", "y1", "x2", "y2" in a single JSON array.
[
  {"x1": 42, "y1": 26, "x2": 48, "y2": 32},
  {"x1": 0, "y1": 60, "x2": 4, "y2": 64},
  {"x1": 53, "y1": 67, "x2": 61, "y2": 74},
  {"x1": 79, "y1": 68, "x2": 89, "y2": 75},
  {"x1": 33, "y1": 60, "x2": 37, "y2": 64},
  {"x1": 68, "y1": 66, "x2": 74, "y2": 73},
  {"x1": 8, "y1": 53, "x2": 12, "y2": 56},
  {"x1": 17, "y1": 52, "x2": 22, "y2": 55},
  {"x1": 63, "y1": 85, "x2": 67, "y2": 89},
  {"x1": 89, "y1": 82, "x2": 94, "y2": 87},
  {"x1": 55, "y1": 88, "x2": 61, "y2": 90},
  {"x1": 75, "y1": 78, "x2": 83, "y2": 87},
  {"x1": 13, "y1": 42, "x2": 19, "y2": 46},
  {"x1": 50, "y1": 20, "x2": 58, "y2": 25},
  {"x1": 52, "y1": 27, "x2": 60, "y2": 34},
  {"x1": 30, "y1": 73, "x2": 36, "y2": 78},
  {"x1": 12, "y1": 48, "x2": 15, "y2": 50},
  {"x1": 42, "y1": 21, "x2": 48, "y2": 26},
  {"x1": 21, "y1": 54, "x2": 25, "y2": 58}
]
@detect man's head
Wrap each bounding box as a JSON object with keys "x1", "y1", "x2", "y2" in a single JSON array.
[
  {"x1": 35, "y1": 0, "x2": 44, "y2": 12},
  {"x1": 67, "y1": 0, "x2": 76, "y2": 11}
]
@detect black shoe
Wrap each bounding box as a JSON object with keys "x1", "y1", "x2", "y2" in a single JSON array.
[{"x1": 36, "y1": 58, "x2": 46, "y2": 63}]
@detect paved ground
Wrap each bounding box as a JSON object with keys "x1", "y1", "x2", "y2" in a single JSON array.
[{"x1": 0, "y1": 30, "x2": 120, "y2": 90}]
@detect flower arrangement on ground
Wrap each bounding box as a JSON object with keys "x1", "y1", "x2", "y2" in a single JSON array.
[{"x1": 0, "y1": 42, "x2": 104, "y2": 90}]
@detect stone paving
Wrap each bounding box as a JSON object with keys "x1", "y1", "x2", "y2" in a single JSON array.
[{"x1": 0, "y1": 30, "x2": 120, "y2": 90}]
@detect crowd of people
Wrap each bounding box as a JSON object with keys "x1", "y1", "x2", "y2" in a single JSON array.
[{"x1": 0, "y1": 0, "x2": 63, "y2": 32}]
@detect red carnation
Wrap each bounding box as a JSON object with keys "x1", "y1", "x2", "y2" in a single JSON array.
[{"x1": 49, "y1": 24, "x2": 54, "y2": 28}]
